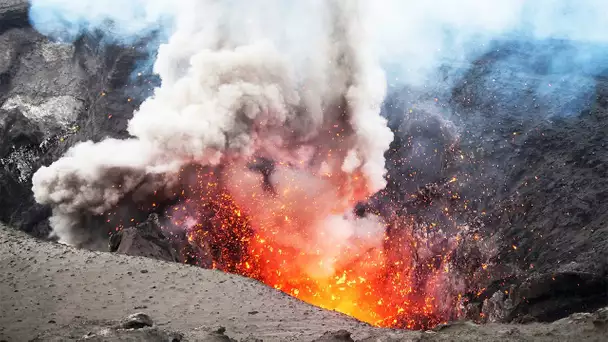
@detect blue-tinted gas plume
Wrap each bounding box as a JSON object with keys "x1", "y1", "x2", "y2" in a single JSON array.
[
  {"x1": 29, "y1": 0, "x2": 608, "y2": 120},
  {"x1": 29, "y1": 0, "x2": 171, "y2": 44},
  {"x1": 365, "y1": 0, "x2": 608, "y2": 120}
]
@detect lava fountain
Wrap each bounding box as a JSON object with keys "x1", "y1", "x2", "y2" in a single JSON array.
[{"x1": 162, "y1": 160, "x2": 471, "y2": 329}]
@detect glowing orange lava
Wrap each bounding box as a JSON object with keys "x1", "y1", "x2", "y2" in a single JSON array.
[
  {"x1": 235, "y1": 230, "x2": 444, "y2": 329},
  {"x1": 171, "y1": 165, "x2": 464, "y2": 330}
]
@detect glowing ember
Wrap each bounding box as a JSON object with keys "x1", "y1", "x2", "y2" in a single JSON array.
[{"x1": 164, "y1": 164, "x2": 470, "y2": 330}]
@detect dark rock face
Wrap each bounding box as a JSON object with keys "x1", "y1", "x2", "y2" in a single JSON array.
[
  {"x1": 507, "y1": 272, "x2": 608, "y2": 322},
  {"x1": 0, "y1": 1, "x2": 606, "y2": 327},
  {"x1": 376, "y1": 39, "x2": 608, "y2": 323},
  {"x1": 450, "y1": 43, "x2": 608, "y2": 322},
  {"x1": 0, "y1": 0, "x2": 29, "y2": 34},
  {"x1": 386, "y1": 36, "x2": 608, "y2": 321},
  {"x1": 111, "y1": 213, "x2": 212, "y2": 267},
  {"x1": 111, "y1": 214, "x2": 181, "y2": 263},
  {"x1": 0, "y1": 3, "x2": 155, "y2": 238},
  {"x1": 472, "y1": 270, "x2": 608, "y2": 324}
]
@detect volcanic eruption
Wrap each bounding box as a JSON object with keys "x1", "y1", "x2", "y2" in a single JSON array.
[
  {"x1": 27, "y1": 0, "x2": 482, "y2": 329},
  {"x1": 24, "y1": 0, "x2": 608, "y2": 331}
]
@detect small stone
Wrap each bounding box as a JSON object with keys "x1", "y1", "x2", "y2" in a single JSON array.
[
  {"x1": 120, "y1": 313, "x2": 153, "y2": 329},
  {"x1": 170, "y1": 334, "x2": 183, "y2": 342},
  {"x1": 433, "y1": 322, "x2": 452, "y2": 331},
  {"x1": 592, "y1": 307, "x2": 608, "y2": 327},
  {"x1": 48, "y1": 319, "x2": 56, "y2": 324},
  {"x1": 140, "y1": 269, "x2": 149, "y2": 274}
]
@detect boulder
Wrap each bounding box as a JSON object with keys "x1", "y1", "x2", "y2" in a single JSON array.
[
  {"x1": 111, "y1": 213, "x2": 212, "y2": 267},
  {"x1": 119, "y1": 313, "x2": 154, "y2": 330}
]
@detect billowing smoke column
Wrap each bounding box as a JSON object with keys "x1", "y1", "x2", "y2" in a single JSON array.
[{"x1": 31, "y1": 0, "x2": 393, "y2": 271}]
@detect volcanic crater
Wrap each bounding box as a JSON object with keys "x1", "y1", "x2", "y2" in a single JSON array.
[{"x1": 1, "y1": 1, "x2": 608, "y2": 341}]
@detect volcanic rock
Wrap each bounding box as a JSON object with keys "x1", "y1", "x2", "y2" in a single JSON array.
[
  {"x1": 195, "y1": 327, "x2": 238, "y2": 342},
  {"x1": 481, "y1": 290, "x2": 515, "y2": 323},
  {"x1": 378, "y1": 39, "x2": 608, "y2": 323},
  {"x1": 111, "y1": 214, "x2": 181, "y2": 263},
  {"x1": 591, "y1": 307, "x2": 608, "y2": 327},
  {"x1": 0, "y1": 0, "x2": 28, "y2": 33},
  {"x1": 476, "y1": 271, "x2": 608, "y2": 324},
  {"x1": 0, "y1": 5, "x2": 156, "y2": 238},
  {"x1": 247, "y1": 157, "x2": 276, "y2": 193},
  {"x1": 120, "y1": 313, "x2": 154, "y2": 329},
  {"x1": 111, "y1": 213, "x2": 213, "y2": 267}
]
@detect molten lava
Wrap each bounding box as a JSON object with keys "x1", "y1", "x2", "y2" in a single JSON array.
[{"x1": 165, "y1": 164, "x2": 468, "y2": 330}]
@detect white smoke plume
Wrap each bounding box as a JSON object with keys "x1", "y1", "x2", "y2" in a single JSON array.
[{"x1": 32, "y1": 0, "x2": 394, "y2": 249}]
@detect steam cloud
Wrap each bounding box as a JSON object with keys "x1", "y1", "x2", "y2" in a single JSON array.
[
  {"x1": 31, "y1": 0, "x2": 393, "y2": 258},
  {"x1": 30, "y1": 0, "x2": 608, "y2": 248}
]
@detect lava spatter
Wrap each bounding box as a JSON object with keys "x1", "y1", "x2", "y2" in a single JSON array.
[{"x1": 161, "y1": 164, "x2": 476, "y2": 330}]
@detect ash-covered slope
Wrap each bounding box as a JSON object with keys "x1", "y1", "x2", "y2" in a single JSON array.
[{"x1": 1, "y1": 224, "x2": 607, "y2": 342}]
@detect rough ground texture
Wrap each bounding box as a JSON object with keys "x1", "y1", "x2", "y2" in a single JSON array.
[
  {"x1": 1, "y1": 225, "x2": 607, "y2": 341},
  {"x1": 0, "y1": 0, "x2": 607, "y2": 336}
]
